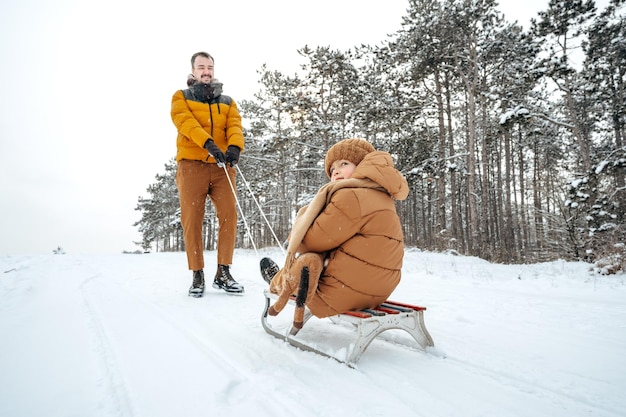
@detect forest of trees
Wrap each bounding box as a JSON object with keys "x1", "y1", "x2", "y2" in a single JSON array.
[{"x1": 135, "y1": 0, "x2": 625, "y2": 268}]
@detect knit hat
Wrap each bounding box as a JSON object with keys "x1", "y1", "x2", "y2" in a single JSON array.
[{"x1": 324, "y1": 138, "x2": 376, "y2": 178}]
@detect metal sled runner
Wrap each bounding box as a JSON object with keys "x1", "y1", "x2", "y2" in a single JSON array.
[{"x1": 261, "y1": 289, "x2": 434, "y2": 366}]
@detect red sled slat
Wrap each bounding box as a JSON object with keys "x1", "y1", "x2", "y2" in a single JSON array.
[
  {"x1": 375, "y1": 306, "x2": 400, "y2": 314},
  {"x1": 385, "y1": 300, "x2": 427, "y2": 311},
  {"x1": 342, "y1": 310, "x2": 372, "y2": 318}
]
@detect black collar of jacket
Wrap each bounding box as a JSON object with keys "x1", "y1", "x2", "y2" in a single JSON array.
[{"x1": 183, "y1": 85, "x2": 232, "y2": 105}]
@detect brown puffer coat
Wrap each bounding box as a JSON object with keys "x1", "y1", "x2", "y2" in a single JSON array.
[
  {"x1": 299, "y1": 151, "x2": 409, "y2": 317},
  {"x1": 170, "y1": 89, "x2": 245, "y2": 163}
]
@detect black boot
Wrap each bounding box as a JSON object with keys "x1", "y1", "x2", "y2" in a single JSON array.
[
  {"x1": 189, "y1": 269, "x2": 205, "y2": 297},
  {"x1": 260, "y1": 257, "x2": 280, "y2": 284},
  {"x1": 212, "y1": 264, "x2": 244, "y2": 294}
]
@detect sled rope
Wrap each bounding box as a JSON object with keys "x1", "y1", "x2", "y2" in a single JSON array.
[
  {"x1": 221, "y1": 164, "x2": 258, "y2": 257},
  {"x1": 235, "y1": 165, "x2": 286, "y2": 255}
]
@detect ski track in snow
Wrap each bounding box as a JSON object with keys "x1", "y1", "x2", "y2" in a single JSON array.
[
  {"x1": 1, "y1": 249, "x2": 625, "y2": 417},
  {"x1": 80, "y1": 273, "x2": 139, "y2": 417},
  {"x1": 79, "y1": 258, "x2": 306, "y2": 417}
]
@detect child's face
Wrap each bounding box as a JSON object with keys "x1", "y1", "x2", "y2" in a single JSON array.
[{"x1": 330, "y1": 159, "x2": 356, "y2": 182}]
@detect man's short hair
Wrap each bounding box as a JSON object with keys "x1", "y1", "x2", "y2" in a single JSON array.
[{"x1": 191, "y1": 51, "x2": 214, "y2": 68}]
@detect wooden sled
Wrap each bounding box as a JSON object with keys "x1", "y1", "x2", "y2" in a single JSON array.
[{"x1": 261, "y1": 289, "x2": 434, "y2": 367}]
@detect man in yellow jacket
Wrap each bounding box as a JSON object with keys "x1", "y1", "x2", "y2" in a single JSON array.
[{"x1": 171, "y1": 51, "x2": 245, "y2": 297}]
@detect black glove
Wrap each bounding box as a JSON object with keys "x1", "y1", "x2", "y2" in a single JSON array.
[
  {"x1": 203, "y1": 139, "x2": 225, "y2": 164},
  {"x1": 225, "y1": 145, "x2": 240, "y2": 167}
]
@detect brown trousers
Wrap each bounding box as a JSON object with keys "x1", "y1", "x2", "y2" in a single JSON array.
[{"x1": 176, "y1": 160, "x2": 237, "y2": 271}]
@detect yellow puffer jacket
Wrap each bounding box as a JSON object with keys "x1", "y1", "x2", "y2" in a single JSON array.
[{"x1": 170, "y1": 89, "x2": 245, "y2": 163}]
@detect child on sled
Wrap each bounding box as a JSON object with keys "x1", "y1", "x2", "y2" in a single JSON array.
[{"x1": 260, "y1": 138, "x2": 409, "y2": 327}]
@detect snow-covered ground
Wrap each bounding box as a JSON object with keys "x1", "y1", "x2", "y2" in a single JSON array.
[{"x1": 1, "y1": 248, "x2": 624, "y2": 417}]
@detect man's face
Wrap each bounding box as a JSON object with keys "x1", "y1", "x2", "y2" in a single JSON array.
[{"x1": 192, "y1": 56, "x2": 214, "y2": 84}]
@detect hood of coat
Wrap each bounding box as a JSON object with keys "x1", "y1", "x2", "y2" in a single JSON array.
[{"x1": 351, "y1": 151, "x2": 409, "y2": 201}]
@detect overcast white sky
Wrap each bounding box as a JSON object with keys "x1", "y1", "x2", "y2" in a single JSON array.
[{"x1": 0, "y1": 0, "x2": 607, "y2": 255}]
